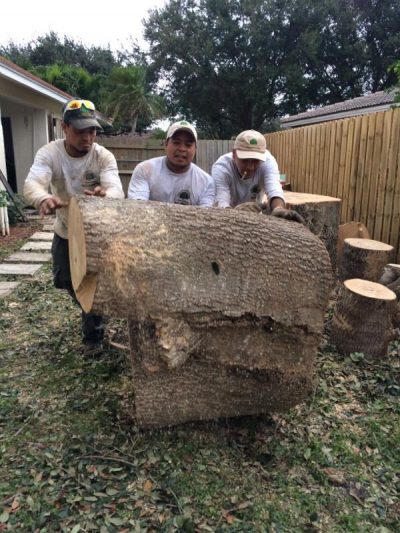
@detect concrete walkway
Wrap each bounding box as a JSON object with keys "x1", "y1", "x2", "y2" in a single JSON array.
[{"x1": 0, "y1": 214, "x2": 54, "y2": 299}]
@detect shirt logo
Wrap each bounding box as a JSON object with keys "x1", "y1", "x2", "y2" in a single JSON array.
[
  {"x1": 175, "y1": 190, "x2": 192, "y2": 205},
  {"x1": 82, "y1": 171, "x2": 100, "y2": 190}
]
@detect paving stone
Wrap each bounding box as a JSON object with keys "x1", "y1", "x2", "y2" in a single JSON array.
[
  {"x1": 29, "y1": 232, "x2": 54, "y2": 241},
  {"x1": 0, "y1": 281, "x2": 21, "y2": 298},
  {"x1": 26, "y1": 214, "x2": 53, "y2": 221},
  {"x1": 5, "y1": 252, "x2": 52, "y2": 263},
  {"x1": 42, "y1": 224, "x2": 55, "y2": 231},
  {"x1": 0, "y1": 263, "x2": 43, "y2": 276},
  {"x1": 21, "y1": 241, "x2": 52, "y2": 251}
]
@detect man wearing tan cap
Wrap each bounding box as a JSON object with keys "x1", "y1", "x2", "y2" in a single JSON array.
[
  {"x1": 212, "y1": 130, "x2": 302, "y2": 222},
  {"x1": 128, "y1": 120, "x2": 214, "y2": 206}
]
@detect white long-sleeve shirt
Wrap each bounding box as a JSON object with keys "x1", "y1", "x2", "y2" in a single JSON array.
[
  {"x1": 212, "y1": 152, "x2": 285, "y2": 208},
  {"x1": 24, "y1": 140, "x2": 124, "y2": 238},
  {"x1": 127, "y1": 156, "x2": 215, "y2": 207}
]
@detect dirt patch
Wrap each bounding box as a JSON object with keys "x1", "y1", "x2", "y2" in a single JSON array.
[
  {"x1": 1, "y1": 221, "x2": 41, "y2": 245},
  {"x1": 0, "y1": 220, "x2": 43, "y2": 261}
]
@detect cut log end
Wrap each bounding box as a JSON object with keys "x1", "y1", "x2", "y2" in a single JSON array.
[
  {"x1": 68, "y1": 196, "x2": 97, "y2": 313},
  {"x1": 344, "y1": 278, "x2": 396, "y2": 301},
  {"x1": 344, "y1": 238, "x2": 394, "y2": 252}
]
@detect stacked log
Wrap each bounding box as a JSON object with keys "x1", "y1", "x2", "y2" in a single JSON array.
[{"x1": 69, "y1": 196, "x2": 333, "y2": 427}]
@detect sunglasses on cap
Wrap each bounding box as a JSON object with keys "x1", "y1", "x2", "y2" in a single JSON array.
[{"x1": 64, "y1": 99, "x2": 96, "y2": 112}]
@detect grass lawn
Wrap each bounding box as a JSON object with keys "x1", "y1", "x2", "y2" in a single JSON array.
[{"x1": 0, "y1": 231, "x2": 399, "y2": 532}]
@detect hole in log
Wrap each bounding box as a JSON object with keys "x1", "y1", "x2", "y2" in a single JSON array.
[{"x1": 211, "y1": 261, "x2": 220, "y2": 275}]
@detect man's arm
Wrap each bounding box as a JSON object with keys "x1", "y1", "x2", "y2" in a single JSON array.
[
  {"x1": 97, "y1": 150, "x2": 124, "y2": 199},
  {"x1": 127, "y1": 162, "x2": 151, "y2": 200},
  {"x1": 212, "y1": 162, "x2": 232, "y2": 207},
  {"x1": 23, "y1": 147, "x2": 67, "y2": 216},
  {"x1": 198, "y1": 177, "x2": 216, "y2": 207},
  {"x1": 262, "y1": 154, "x2": 304, "y2": 224}
]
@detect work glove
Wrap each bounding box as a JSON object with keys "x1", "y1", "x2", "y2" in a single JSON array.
[
  {"x1": 271, "y1": 206, "x2": 305, "y2": 224},
  {"x1": 234, "y1": 202, "x2": 262, "y2": 213}
]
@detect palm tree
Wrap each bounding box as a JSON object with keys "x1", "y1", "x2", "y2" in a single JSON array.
[{"x1": 103, "y1": 66, "x2": 165, "y2": 132}]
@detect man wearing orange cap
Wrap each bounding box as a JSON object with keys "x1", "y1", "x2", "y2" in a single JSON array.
[{"x1": 212, "y1": 130, "x2": 303, "y2": 222}]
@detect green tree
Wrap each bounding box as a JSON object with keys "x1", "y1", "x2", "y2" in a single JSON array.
[
  {"x1": 143, "y1": 0, "x2": 400, "y2": 137},
  {"x1": 390, "y1": 59, "x2": 400, "y2": 102},
  {"x1": 101, "y1": 66, "x2": 165, "y2": 133},
  {"x1": 31, "y1": 63, "x2": 101, "y2": 102}
]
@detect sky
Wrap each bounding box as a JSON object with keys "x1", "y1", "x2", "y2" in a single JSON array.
[{"x1": 1, "y1": 0, "x2": 167, "y2": 52}]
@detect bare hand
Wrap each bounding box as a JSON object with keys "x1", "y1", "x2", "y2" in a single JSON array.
[
  {"x1": 235, "y1": 201, "x2": 262, "y2": 213},
  {"x1": 39, "y1": 196, "x2": 68, "y2": 217},
  {"x1": 84, "y1": 185, "x2": 106, "y2": 197},
  {"x1": 271, "y1": 207, "x2": 305, "y2": 224}
]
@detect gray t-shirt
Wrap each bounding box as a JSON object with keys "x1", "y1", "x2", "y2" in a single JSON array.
[
  {"x1": 127, "y1": 156, "x2": 215, "y2": 206},
  {"x1": 212, "y1": 152, "x2": 284, "y2": 207}
]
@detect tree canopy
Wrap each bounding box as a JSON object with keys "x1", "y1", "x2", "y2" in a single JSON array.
[
  {"x1": 143, "y1": 0, "x2": 400, "y2": 137},
  {"x1": 1, "y1": 0, "x2": 400, "y2": 138},
  {"x1": 0, "y1": 33, "x2": 165, "y2": 133}
]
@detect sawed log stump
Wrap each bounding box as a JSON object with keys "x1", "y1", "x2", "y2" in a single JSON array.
[
  {"x1": 330, "y1": 279, "x2": 396, "y2": 358},
  {"x1": 339, "y1": 238, "x2": 394, "y2": 282},
  {"x1": 262, "y1": 191, "x2": 342, "y2": 271},
  {"x1": 283, "y1": 193, "x2": 342, "y2": 272},
  {"x1": 69, "y1": 196, "x2": 333, "y2": 428}
]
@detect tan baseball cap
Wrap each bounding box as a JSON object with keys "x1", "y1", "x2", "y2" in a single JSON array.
[
  {"x1": 234, "y1": 130, "x2": 267, "y2": 161},
  {"x1": 166, "y1": 120, "x2": 197, "y2": 141}
]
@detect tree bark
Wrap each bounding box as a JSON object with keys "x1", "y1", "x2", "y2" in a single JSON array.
[
  {"x1": 379, "y1": 263, "x2": 400, "y2": 328},
  {"x1": 69, "y1": 196, "x2": 333, "y2": 427},
  {"x1": 330, "y1": 278, "x2": 396, "y2": 358},
  {"x1": 339, "y1": 238, "x2": 394, "y2": 282}
]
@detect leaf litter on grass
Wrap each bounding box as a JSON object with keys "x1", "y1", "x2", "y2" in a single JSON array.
[{"x1": 0, "y1": 254, "x2": 399, "y2": 531}]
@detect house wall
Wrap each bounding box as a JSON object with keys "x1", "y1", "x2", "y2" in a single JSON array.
[
  {"x1": 0, "y1": 106, "x2": 7, "y2": 180},
  {"x1": 0, "y1": 76, "x2": 64, "y2": 193}
]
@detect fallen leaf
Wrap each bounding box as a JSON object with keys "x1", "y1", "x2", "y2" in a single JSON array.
[
  {"x1": 143, "y1": 480, "x2": 153, "y2": 492},
  {"x1": 224, "y1": 513, "x2": 235, "y2": 524},
  {"x1": 322, "y1": 467, "x2": 347, "y2": 486}
]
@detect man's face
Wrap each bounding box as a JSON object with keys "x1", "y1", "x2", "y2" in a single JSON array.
[
  {"x1": 62, "y1": 122, "x2": 96, "y2": 157},
  {"x1": 233, "y1": 149, "x2": 262, "y2": 179},
  {"x1": 165, "y1": 131, "x2": 196, "y2": 173}
]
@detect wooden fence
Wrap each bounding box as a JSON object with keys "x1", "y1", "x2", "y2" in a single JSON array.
[
  {"x1": 97, "y1": 137, "x2": 234, "y2": 194},
  {"x1": 96, "y1": 137, "x2": 166, "y2": 194},
  {"x1": 98, "y1": 112, "x2": 400, "y2": 261},
  {"x1": 265, "y1": 108, "x2": 400, "y2": 261}
]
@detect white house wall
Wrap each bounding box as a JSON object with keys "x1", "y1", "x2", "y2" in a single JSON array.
[
  {"x1": 0, "y1": 76, "x2": 65, "y2": 193},
  {"x1": 0, "y1": 106, "x2": 7, "y2": 183}
]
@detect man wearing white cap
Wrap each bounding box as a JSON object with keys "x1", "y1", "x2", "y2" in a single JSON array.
[
  {"x1": 127, "y1": 120, "x2": 215, "y2": 206},
  {"x1": 212, "y1": 130, "x2": 303, "y2": 222}
]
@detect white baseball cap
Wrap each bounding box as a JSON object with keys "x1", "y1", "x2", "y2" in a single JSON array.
[
  {"x1": 166, "y1": 120, "x2": 198, "y2": 141},
  {"x1": 234, "y1": 130, "x2": 267, "y2": 161}
]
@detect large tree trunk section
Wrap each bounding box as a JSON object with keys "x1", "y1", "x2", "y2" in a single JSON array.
[
  {"x1": 284, "y1": 193, "x2": 342, "y2": 272},
  {"x1": 379, "y1": 264, "x2": 400, "y2": 328},
  {"x1": 339, "y1": 238, "x2": 394, "y2": 282},
  {"x1": 69, "y1": 196, "x2": 333, "y2": 427},
  {"x1": 330, "y1": 279, "x2": 396, "y2": 358}
]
